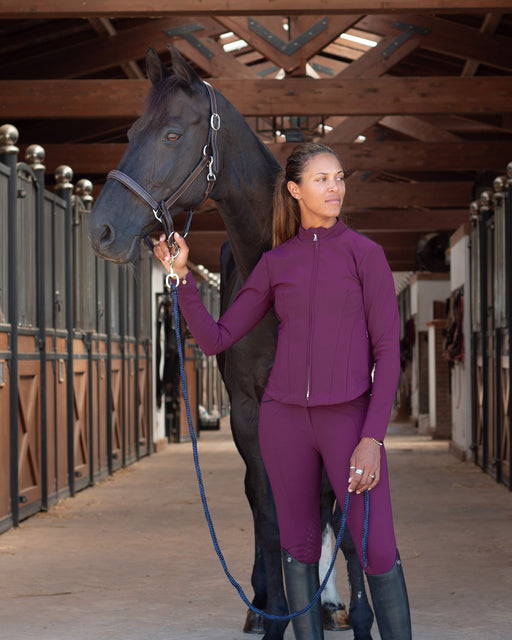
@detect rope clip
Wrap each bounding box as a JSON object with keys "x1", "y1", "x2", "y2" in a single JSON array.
[{"x1": 165, "y1": 238, "x2": 181, "y2": 289}]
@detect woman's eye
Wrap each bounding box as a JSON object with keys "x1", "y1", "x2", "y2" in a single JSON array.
[{"x1": 166, "y1": 132, "x2": 181, "y2": 142}]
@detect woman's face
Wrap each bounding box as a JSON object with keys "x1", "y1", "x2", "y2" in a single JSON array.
[{"x1": 287, "y1": 153, "x2": 345, "y2": 229}]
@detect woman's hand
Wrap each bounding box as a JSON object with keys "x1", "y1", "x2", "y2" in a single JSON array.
[
  {"x1": 348, "y1": 437, "x2": 381, "y2": 494},
  {"x1": 153, "y1": 232, "x2": 190, "y2": 279}
]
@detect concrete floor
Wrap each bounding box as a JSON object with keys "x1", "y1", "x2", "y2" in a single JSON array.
[{"x1": 0, "y1": 418, "x2": 511, "y2": 640}]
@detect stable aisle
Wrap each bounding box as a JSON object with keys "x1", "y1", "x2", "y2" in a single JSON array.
[{"x1": 0, "y1": 418, "x2": 510, "y2": 640}]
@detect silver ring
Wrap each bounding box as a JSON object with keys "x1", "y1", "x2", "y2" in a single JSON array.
[
  {"x1": 355, "y1": 468, "x2": 363, "y2": 475},
  {"x1": 349, "y1": 466, "x2": 356, "y2": 469}
]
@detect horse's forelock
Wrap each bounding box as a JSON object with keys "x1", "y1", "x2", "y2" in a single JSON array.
[{"x1": 144, "y1": 76, "x2": 204, "y2": 123}]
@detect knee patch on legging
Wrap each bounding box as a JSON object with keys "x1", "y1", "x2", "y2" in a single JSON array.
[{"x1": 281, "y1": 523, "x2": 322, "y2": 564}]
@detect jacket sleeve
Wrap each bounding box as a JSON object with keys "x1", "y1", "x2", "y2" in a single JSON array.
[
  {"x1": 176, "y1": 253, "x2": 273, "y2": 356},
  {"x1": 358, "y1": 243, "x2": 400, "y2": 443}
]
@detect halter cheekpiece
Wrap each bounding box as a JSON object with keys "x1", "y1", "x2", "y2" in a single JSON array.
[{"x1": 107, "y1": 80, "x2": 220, "y2": 255}]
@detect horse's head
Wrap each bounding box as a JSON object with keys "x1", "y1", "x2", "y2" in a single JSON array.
[{"x1": 88, "y1": 46, "x2": 219, "y2": 263}]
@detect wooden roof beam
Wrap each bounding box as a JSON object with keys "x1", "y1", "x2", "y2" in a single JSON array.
[
  {"x1": 216, "y1": 15, "x2": 362, "y2": 72},
  {"x1": 461, "y1": 12, "x2": 503, "y2": 76},
  {"x1": 26, "y1": 140, "x2": 511, "y2": 176},
  {"x1": 172, "y1": 35, "x2": 259, "y2": 78},
  {"x1": 2, "y1": 77, "x2": 510, "y2": 118},
  {"x1": 357, "y1": 14, "x2": 512, "y2": 72},
  {"x1": 346, "y1": 208, "x2": 469, "y2": 231},
  {"x1": 343, "y1": 180, "x2": 472, "y2": 209},
  {"x1": 0, "y1": 17, "x2": 224, "y2": 79},
  {"x1": 1, "y1": 1, "x2": 510, "y2": 18},
  {"x1": 23, "y1": 140, "x2": 512, "y2": 176}
]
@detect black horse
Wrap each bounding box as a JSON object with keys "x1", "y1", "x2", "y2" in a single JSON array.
[{"x1": 88, "y1": 46, "x2": 372, "y2": 640}]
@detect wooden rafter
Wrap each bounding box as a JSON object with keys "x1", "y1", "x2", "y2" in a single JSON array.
[
  {"x1": 2, "y1": 77, "x2": 511, "y2": 119},
  {"x1": 1, "y1": 1, "x2": 510, "y2": 18},
  {"x1": 1, "y1": 6, "x2": 510, "y2": 273},
  {"x1": 0, "y1": 17, "x2": 224, "y2": 79},
  {"x1": 215, "y1": 15, "x2": 362, "y2": 72},
  {"x1": 22, "y1": 140, "x2": 511, "y2": 176},
  {"x1": 357, "y1": 14, "x2": 512, "y2": 72},
  {"x1": 173, "y1": 35, "x2": 259, "y2": 78}
]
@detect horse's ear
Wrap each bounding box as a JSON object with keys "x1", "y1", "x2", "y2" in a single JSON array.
[
  {"x1": 145, "y1": 47, "x2": 170, "y2": 85},
  {"x1": 167, "y1": 45, "x2": 203, "y2": 89}
]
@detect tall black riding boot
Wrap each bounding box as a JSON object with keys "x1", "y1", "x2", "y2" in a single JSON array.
[
  {"x1": 366, "y1": 551, "x2": 412, "y2": 640},
  {"x1": 281, "y1": 548, "x2": 324, "y2": 640}
]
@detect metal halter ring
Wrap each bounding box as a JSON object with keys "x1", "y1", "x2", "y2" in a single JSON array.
[
  {"x1": 168, "y1": 239, "x2": 180, "y2": 260},
  {"x1": 210, "y1": 112, "x2": 221, "y2": 131}
]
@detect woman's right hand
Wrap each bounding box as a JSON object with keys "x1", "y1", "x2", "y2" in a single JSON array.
[{"x1": 153, "y1": 232, "x2": 190, "y2": 278}]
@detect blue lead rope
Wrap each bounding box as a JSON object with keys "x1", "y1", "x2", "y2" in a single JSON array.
[{"x1": 169, "y1": 282, "x2": 369, "y2": 621}]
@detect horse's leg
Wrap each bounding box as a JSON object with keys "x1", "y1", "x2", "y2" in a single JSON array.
[
  {"x1": 319, "y1": 470, "x2": 350, "y2": 630},
  {"x1": 334, "y1": 502, "x2": 375, "y2": 640},
  {"x1": 243, "y1": 544, "x2": 265, "y2": 634},
  {"x1": 230, "y1": 394, "x2": 288, "y2": 640}
]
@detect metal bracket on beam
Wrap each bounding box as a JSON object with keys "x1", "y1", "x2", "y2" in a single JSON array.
[
  {"x1": 248, "y1": 17, "x2": 328, "y2": 55},
  {"x1": 164, "y1": 22, "x2": 214, "y2": 60},
  {"x1": 182, "y1": 34, "x2": 214, "y2": 60},
  {"x1": 164, "y1": 22, "x2": 205, "y2": 38},
  {"x1": 310, "y1": 62, "x2": 334, "y2": 76},
  {"x1": 381, "y1": 21, "x2": 430, "y2": 59}
]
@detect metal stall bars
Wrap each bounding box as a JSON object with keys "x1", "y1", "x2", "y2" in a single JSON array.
[
  {"x1": 0, "y1": 123, "x2": 154, "y2": 534},
  {"x1": 0, "y1": 124, "x2": 18, "y2": 530},
  {"x1": 469, "y1": 162, "x2": 512, "y2": 489}
]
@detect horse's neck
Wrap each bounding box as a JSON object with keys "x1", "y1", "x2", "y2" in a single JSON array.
[{"x1": 214, "y1": 108, "x2": 281, "y2": 282}]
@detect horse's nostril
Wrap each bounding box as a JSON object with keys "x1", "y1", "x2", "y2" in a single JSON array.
[{"x1": 99, "y1": 223, "x2": 114, "y2": 247}]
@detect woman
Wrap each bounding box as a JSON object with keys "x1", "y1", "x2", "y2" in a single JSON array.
[{"x1": 154, "y1": 142, "x2": 412, "y2": 640}]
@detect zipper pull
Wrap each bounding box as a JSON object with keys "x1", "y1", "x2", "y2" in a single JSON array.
[{"x1": 313, "y1": 233, "x2": 318, "y2": 242}]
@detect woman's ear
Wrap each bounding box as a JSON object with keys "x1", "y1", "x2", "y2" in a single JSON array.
[{"x1": 287, "y1": 181, "x2": 300, "y2": 199}]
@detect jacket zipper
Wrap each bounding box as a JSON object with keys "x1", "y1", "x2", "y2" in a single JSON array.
[{"x1": 306, "y1": 233, "x2": 319, "y2": 403}]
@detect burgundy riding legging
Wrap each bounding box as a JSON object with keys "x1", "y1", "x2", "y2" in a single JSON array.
[{"x1": 258, "y1": 390, "x2": 397, "y2": 575}]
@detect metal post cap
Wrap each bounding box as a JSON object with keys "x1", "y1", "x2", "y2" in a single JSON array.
[
  {"x1": 25, "y1": 144, "x2": 46, "y2": 170},
  {"x1": 0, "y1": 123, "x2": 19, "y2": 153},
  {"x1": 55, "y1": 164, "x2": 74, "y2": 190},
  {"x1": 75, "y1": 179, "x2": 94, "y2": 205}
]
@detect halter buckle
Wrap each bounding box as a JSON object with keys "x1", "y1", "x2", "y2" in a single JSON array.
[{"x1": 153, "y1": 207, "x2": 163, "y2": 223}]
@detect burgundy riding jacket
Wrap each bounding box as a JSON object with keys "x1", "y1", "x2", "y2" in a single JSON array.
[{"x1": 177, "y1": 219, "x2": 400, "y2": 443}]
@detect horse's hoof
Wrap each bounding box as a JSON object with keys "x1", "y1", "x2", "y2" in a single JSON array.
[
  {"x1": 243, "y1": 608, "x2": 265, "y2": 634},
  {"x1": 322, "y1": 603, "x2": 351, "y2": 631}
]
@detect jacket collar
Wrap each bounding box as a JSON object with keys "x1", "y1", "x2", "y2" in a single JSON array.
[{"x1": 297, "y1": 217, "x2": 348, "y2": 242}]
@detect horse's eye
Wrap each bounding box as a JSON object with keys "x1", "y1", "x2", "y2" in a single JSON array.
[{"x1": 166, "y1": 132, "x2": 181, "y2": 143}]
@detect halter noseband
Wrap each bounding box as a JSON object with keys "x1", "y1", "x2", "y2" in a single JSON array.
[{"x1": 107, "y1": 80, "x2": 220, "y2": 252}]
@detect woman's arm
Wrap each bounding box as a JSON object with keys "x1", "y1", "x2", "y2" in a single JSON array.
[
  {"x1": 359, "y1": 243, "x2": 401, "y2": 443},
  {"x1": 347, "y1": 243, "x2": 400, "y2": 495},
  {"x1": 154, "y1": 233, "x2": 274, "y2": 356}
]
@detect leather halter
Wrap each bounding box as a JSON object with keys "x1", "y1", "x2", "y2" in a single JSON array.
[{"x1": 107, "y1": 81, "x2": 220, "y2": 252}]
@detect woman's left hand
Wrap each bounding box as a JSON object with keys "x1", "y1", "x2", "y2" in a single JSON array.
[
  {"x1": 153, "y1": 232, "x2": 190, "y2": 279},
  {"x1": 348, "y1": 438, "x2": 381, "y2": 494}
]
